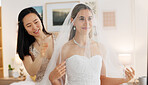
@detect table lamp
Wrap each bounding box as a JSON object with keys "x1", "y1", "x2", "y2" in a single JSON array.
[{"x1": 118, "y1": 54, "x2": 132, "y2": 66}]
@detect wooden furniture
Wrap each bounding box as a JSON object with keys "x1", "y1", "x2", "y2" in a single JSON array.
[
  {"x1": 0, "y1": 77, "x2": 25, "y2": 85},
  {"x1": 0, "y1": 6, "x2": 3, "y2": 78}
]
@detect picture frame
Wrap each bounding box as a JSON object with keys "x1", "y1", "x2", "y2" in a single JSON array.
[
  {"x1": 101, "y1": 9, "x2": 117, "y2": 29},
  {"x1": 32, "y1": 6, "x2": 43, "y2": 20},
  {"x1": 45, "y1": 1, "x2": 79, "y2": 32}
]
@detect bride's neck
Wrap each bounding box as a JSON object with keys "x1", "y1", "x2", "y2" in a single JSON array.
[{"x1": 74, "y1": 33, "x2": 88, "y2": 45}]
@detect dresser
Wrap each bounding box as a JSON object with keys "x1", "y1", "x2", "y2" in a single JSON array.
[
  {"x1": 0, "y1": 6, "x2": 3, "y2": 78},
  {"x1": 0, "y1": 77, "x2": 25, "y2": 85}
]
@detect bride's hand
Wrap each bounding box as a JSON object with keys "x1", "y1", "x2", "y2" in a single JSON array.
[
  {"x1": 124, "y1": 67, "x2": 135, "y2": 82},
  {"x1": 49, "y1": 61, "x2": 66, "y2": 83}
]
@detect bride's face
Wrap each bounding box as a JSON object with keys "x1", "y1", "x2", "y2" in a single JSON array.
[{"x1": 74, "y1": 9, "x2": 93, "y2": 35}]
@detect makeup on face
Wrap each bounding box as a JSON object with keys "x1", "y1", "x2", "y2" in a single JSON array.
[
  {"x1": 75, "y1": 9, "x2": 93, "y2": 31},
  {"x1": 23, "y1": 13, "x2": 42, "y2": 36}
]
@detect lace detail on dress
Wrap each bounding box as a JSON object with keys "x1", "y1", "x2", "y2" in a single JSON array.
[
  {"x1": 35, "y1": 57, "x2": 49, "y2": 82},
  {"x1": 65, "y1": 55, "x2": 102, "y2": 85},
  {"x1": 29, "y1": 45, "x2": 40, "y2": 58},
  {"x1": 29, "y1": 45, "x2": 49, "y2": 82}
]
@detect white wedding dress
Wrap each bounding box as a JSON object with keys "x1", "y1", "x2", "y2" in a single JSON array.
[{"x1": 65, "y1": 55, "x2": 102, "y2": 85}]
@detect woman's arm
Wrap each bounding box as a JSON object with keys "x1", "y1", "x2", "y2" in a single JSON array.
[
  {"x1": 101, "y1": 67, "x2": 135, "y2": 85},
  {"x1": 101, "y1": 76, "x2": 126, "y2": 85},
  {"x1": 100, "y1": 58, "x2": 135, "y2": 85},
  {"x1": 23, "y1": 35, "x2": 53, "y2": 76},
  {"x1": 23, "y1": 55, "x2": 44, "y2": 76}
]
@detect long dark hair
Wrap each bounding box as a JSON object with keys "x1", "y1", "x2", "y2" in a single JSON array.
[
  {"x1": 17, "y1": 7, "x2": 51, "y2": 60},
  {"x1": 69, "y1": 4, "x2": 92, "y2": 40}
]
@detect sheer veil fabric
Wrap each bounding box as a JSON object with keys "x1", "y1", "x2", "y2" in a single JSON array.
[{"x1": 36, "y1": 3, "x2": 124, "y2": 85}]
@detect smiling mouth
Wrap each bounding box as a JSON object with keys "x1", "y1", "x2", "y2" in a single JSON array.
[
  {"x1": 82, "y1": 27, "x2": 90, "y2": 30},
  {"x1": 34, "y1": 29, "x2": 40, "y2": 34}
]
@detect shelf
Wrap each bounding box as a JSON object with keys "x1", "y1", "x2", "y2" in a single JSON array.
[
  {"x1": 0, "y1": 6, "x2": 3, "y2": 79},
  {"x1": 0, "y1": 67, "x2": 3, "y2": 70},
  {"x1": 0, "y1": 77, "x2": 26, "y2": 85}
]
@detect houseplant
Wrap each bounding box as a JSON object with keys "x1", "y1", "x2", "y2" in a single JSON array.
[{"x1": 8, "y1": 64, "x2": 14, "y2": 77}]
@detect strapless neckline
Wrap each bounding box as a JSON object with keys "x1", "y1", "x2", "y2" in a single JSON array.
[
  {"x1": 66, "y1": 55, "x2": 102, "y2": 61},
  {"x1": 65, "y1": 55, "x2": 102, "y2": 85}
]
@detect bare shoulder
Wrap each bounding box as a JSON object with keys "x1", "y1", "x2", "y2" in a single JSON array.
[
  {"x1": 23, "y1": 55, "x2": 33, "y2": 64},
  {"x1": 62, "y1": 40, "x2": 73, "y2": 52},
  {"x1": 46, "y1": 34, "x2": 53, "y2": 41},
  {"x1": 45, "y1": 34, "x2": 54, "y2": 46},
  {"x1": 61, "y1": 40, "x2": 74, "y2": 60}
]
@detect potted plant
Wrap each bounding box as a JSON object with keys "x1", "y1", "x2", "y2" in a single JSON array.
[{"x1": 8, "y1": 64, "x2": 14, "y2": 77}]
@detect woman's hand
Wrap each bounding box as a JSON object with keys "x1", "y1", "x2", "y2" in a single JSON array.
[
  {"x1": 39, "y1": 36, "x2": 49, "y2": 57},
  {"x1": 124, "y1": 67, "x2": 135, "y2": 82},
  {"x1": 40, "y1": 43, "x2": 48, "y2": 57},
  {"x1": 49, "y1": 61, "x2": 66, "y2": 83}
]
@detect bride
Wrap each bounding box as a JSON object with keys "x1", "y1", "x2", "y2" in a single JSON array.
[{"x1": 39, "y1": 3, "x2": 135, "y2": 85}]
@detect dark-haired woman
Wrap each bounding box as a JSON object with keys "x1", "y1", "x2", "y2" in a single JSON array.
[{"x1": 11, "y1": 7, "x2": 53, "y2": 85}]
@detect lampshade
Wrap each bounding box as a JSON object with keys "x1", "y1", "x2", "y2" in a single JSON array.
[{"x1": 118, "y1": 54, "x2": 132, "y2": 65}]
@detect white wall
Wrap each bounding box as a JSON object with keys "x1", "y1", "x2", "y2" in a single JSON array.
[
  {"x1": 97, "y1": 0, "x2": 134, "y2": 54},
  {"x1": 134, "y1": 0, "x2": 147, "y2": 77},
  {"x1": 96, "y1": 0, "x2": 135, "y2": 77},
  {"x1": 1, "y1": 0, "x2": 79, "y2": 77},
  {"x1": 97, "y1": 0, "x2": 147, "y2": 77},
  {"x1": 2, "y1": 0, "x2": 147, "y2": 77}
]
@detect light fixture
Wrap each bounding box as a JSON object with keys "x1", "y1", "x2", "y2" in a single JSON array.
[{"x1": 118, "y1": 54, "x2": 132, "y2": 66}]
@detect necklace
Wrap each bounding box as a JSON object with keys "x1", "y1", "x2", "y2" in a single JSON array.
[
  {"x1": 73, "y1": 38, "x2": 85, "y2": 48},
  {"x1": 36, "y1": 41, "x2": 40, "y2": 46}
]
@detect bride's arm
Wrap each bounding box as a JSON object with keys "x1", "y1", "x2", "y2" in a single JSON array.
[
  {"x1": 101, "y1": 69, "x2": 134, "y2": 85},
  {"x1": 49, "y1": 44, "x2": 69, "y2": 85},
  {"x1": 101, "y1": 75, "x2": 126, "y2": 85},
  {"x1": 100, "y1": 61, "x2": 135, "y2": 85}
]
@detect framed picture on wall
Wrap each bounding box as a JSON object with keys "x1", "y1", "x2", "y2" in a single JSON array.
[
  {"x1": 32, "y1": 6, "x2": 43, "y2": 20},
  {"x1": 102, "y1": 10, "x2": 116, "y2": 29},
  {"x1": 45, "y1": 1, "x2": 79, "y2": 32}
]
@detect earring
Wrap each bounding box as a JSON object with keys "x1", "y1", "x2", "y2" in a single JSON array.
[{"x1": 73, "y1": 26, "x2": 76, "y2": 30}]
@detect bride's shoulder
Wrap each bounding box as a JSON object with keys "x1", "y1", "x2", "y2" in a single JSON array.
[
  {"x1": 62, "y1": 40, "x2": 74, "y2": 50},
  {"x1": 61, "y1": 40, "x2": 74, "y2": 60}
]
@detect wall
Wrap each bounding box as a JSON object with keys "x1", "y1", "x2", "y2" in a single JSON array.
[
  {"x1": 1, "y1": 0, "x2": 79, "y2": 77},
  {"x1": 97, "y1": 0, "x2": 134, "y2": 55},
  {"x1": 2, "y1": 0, "x2": 147, "y2": 77},
  {"x1": 97, "y1": 0, "x2": 147, "y2": 77},
  {"x1": 134, "y1": 0, "x2": 147, "y2": 77}
]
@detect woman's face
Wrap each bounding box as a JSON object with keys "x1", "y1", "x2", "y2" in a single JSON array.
[
  {"x1": 74, "y1": 9, "x2": 93, "y2": 35},
  {"x1": 23, "y1": 13, "x2": 43, "y2": 37}
]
